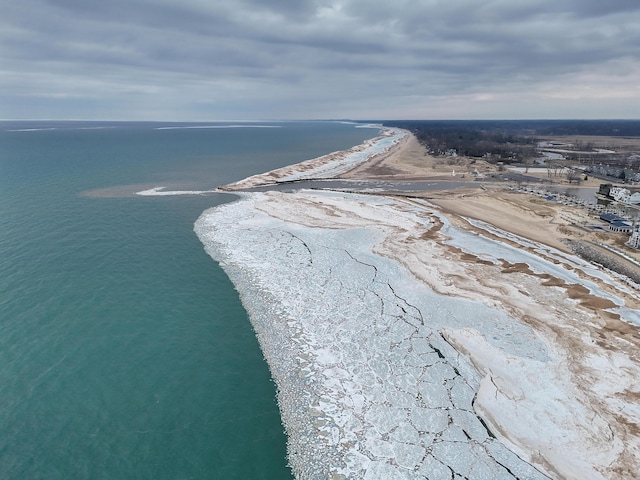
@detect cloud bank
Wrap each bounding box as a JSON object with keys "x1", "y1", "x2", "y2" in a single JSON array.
[{"x1": 3, "y1": 0, "x2": 640, "y2": 119}]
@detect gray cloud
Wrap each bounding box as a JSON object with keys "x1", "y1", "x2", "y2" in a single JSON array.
[{"x1": 2, "y1": 0, "x2": 640, "y2": 119}]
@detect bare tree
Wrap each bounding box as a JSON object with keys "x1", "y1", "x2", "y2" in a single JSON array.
[
  {"x1": 566, "y1": 169, "x2": 582, "y2": 184},
  {"x1": 552, "y1": 163, "x2": 564, "y2": 177},
  {"x1": 523, "y1": 156, "x2": 534, "y2": 174}
]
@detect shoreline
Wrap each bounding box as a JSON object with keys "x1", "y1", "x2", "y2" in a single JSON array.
[
  {"x1": 196, "y1": 128, "x2": 640, "y2": 479},
  {"x1": 219, "y1": 127, "x2": 407, "y2": 191}
]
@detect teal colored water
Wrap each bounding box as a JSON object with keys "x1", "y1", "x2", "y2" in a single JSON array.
[{"x1": 0, "y1": 121, "x2": 378, "y2": 479}]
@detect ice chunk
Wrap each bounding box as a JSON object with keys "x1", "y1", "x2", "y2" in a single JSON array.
[{"x1": 410, "y1": 407, "x2": 449, "y2": 434}]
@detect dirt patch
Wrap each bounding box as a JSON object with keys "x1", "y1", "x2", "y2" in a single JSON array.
[{"x1": 340, "y1": 133, "x2": 495, "y2": 181}]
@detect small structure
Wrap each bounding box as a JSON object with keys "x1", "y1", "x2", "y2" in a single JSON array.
[
  {"x1": 600, "y1": 213, "x2": 625, "y2": 224},
  {"x1": 627, "y1": 224, "x2": 640, "y2": 250},
  {"x1": 599, "y1": 212, "x2": 634, "y2": 232},
  {"x1": 598, "y1": 184, "x2": 612, "y2": 198},
  {"x1": 609, "y1": 220, "x2": 633, "y2": 233}
]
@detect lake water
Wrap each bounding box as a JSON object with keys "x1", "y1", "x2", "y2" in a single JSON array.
[{"x1": 0, "y1": 120, "x2": 379, "y2": 479}]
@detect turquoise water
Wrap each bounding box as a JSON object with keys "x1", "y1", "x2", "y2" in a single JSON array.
[{"x1": 0, "y1": 121, "x2": 378, "y2": 479}]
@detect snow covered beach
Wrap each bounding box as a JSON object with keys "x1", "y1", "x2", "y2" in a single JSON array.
[
  {"x1": 219, "y1": 127, "x2": 407, "y2": 190},
  {"x1": 195, "y1": 130, "x2": 640, "y2": 479}
]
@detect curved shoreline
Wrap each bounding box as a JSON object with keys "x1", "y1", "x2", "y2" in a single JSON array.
[
  {"x1": 195, "y1": 130, "x2": 640, "y2": 479},
  {"x1": 195, "y1": 192, "x2": 551, "y2": 479}
]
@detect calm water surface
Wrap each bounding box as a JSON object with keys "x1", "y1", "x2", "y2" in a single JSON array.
[{"x1": 0, "y1": 121, "x2": 378, "y2": 479}]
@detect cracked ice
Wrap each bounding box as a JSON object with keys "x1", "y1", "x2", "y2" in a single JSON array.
[{"x1": 195, "y1": 190, "x2": 640, "y2": 480}]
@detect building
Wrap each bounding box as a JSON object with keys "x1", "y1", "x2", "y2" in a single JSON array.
[
  {"x1": 597, "y1": 184, "x2": 640, "y2": 205},
  {"x1": 627, "y1": 224, "x2": 640, "y2": 250},
  {"x1": 609, "y1": 220, "x2": 633, "y2": 233},
  {"x1": 600, "y1": 212, "x2": 625, "y2": 224}
]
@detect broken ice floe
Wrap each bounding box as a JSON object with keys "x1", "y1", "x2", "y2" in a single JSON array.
[{"x1": 195, "y1": 191, "x2": 556, "y2": 479}]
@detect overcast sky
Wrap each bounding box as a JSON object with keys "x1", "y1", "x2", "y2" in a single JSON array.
[{"x1": 3, "y1": 0, "x2": 640, "y2": 120}]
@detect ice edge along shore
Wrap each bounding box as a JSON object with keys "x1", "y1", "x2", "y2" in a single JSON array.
[{"x1": 195, "y1": 129, "x2": 640, "y2": 480}]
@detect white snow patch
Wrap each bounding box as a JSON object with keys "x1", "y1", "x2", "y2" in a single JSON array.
[{"x1": 135, "y1": 186, "x2": 219, "y2": 196}]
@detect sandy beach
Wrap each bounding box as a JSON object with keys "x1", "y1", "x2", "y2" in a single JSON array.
[{"x1": 196, "y1": 129, "x2": 640, "y2": 479}]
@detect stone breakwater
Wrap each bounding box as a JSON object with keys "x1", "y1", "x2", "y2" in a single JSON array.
[{"x1": 564, "y1": 240, "x2": 640, "y2": 285}]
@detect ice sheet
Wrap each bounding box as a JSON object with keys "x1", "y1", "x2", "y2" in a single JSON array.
[{"x1": 195, "y1": 190, "x2": 640, "y2": 479}]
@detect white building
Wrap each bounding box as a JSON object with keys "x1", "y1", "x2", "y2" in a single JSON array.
[
  {"x1": 626, "y1": 223, "x2": 640, "y2": 250},
  {"x1": 609, "y1": 186, "x2": 640, "y2": 205}
]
